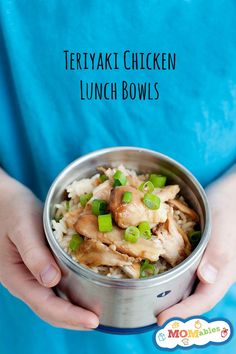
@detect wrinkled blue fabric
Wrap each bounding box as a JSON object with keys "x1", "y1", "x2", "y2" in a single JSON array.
[{"x1": 0, "y1": 1, "x2": 235, "y2": 353}]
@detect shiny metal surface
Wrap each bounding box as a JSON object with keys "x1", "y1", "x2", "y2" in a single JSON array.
[{"x1": 43, "y1": 147, "x2": 211, "y2": 329}]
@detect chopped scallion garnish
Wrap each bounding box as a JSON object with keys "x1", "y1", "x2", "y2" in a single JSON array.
[
  {"x1": 124, "y1": 226, "x2": 140, "y2": 243},
  {"x1": 98, "y1": 214, "x2": 113, "y2": 232},
  {"x1": 138, "y1": 221, "x2": 152, "y2": 239},
  {"x1": 65, "y1": 200, "x2": 70, "y2": 211},
  {"x1": 69, "y1": 234, "x2": 84, "y2": 251},
  {"x1": 188, "y1": 230, "x2": 201, "y2": 248},
  {"x1": 140, "y1": 259, "x2": 156, "y2": 278},
  {"x1": 80, "y1": 192, "x2": 93, "y2": 207},
  {"x1": 54, "y1": 214, "x2": 63, "y2": 222},
  {"x1": 143, "y1": 193, "x2": 160, "y2": 210},
  {"x1": 139, "y1": 181, "x2": 154, "y2": 193},
  {"x1": 92, "y1": 199, "x2": 108, "y2": 216},
  {"x1": 113, "y1": 170, "x2": 127, "y2": 187},
  {"x1": 122, "y1": 191, "x2": 133, "y2": 204},
  {"x1": 100, "y1": 174, "x2": 108, "y2": 183},
  {"x1": 149, "y1": 174, "x2": 167, "y2": 188}
]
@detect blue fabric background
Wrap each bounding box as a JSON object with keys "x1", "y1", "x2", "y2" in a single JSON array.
[{"x1": 0, "y1": 0, "x2": 236, "y2": 353}]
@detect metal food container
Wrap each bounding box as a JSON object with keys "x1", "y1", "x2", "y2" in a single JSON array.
[{"x1": 43, "y1": 147, "x2": 211, "y2": 334}]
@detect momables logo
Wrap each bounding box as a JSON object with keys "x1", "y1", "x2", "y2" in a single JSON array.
[{"x1": 154, "y1": 316, "x2": 232, "y2": 350}]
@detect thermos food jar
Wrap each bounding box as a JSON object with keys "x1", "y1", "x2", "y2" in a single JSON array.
[{"x1": 43, "y1": 147, "x2": 211, "y2": 334}]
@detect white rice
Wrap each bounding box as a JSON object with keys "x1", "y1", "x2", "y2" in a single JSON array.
[{"x1": 66, "y1": 173, "x2": 100, "y2": 199}]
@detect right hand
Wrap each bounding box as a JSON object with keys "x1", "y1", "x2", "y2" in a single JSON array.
[{"x1": 0, "y1": 171, "x2": 99, "y2": 330}]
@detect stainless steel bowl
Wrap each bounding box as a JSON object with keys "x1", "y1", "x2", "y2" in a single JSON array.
[{"x1": 43, "y1": 147, "x2": 211, "y2": 334}]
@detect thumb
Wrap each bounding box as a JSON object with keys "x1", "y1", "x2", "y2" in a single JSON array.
[
  {"x1": 197, "y1": 247, "x2": 219, "y2": 285},
  {"x1": 10, "y1": 213, "x2": 61, "y2": 288}
]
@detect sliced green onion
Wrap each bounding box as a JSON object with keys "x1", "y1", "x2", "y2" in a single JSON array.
[
  {"x1": 122, "y1": 191, "x2": 133, "y2": 204},
  {"x1": 113, "y1": 170, "x2": 127, "y2": 187},
  {"x1": 65, "y1": 200, "x2": 70, "y2": 211},
  {"x1": 92, "y1": 199, "x2": 107, "y2": 216},
  {"x1": 143, "y1": 193, "x2": 160, "y2": 210},
  {"x1": 99, "y1": 174, "x2": 108, "y2": 183},
  {"x1": 139, "y1": 181, "x2": 154, "y2": 193},
  {"x1": 140, "y1": 259, "x2": 156, "y2": 278},
  {"x1": 124, "y1": 226, "x2": 140, "y2": 243},
  {"x1": 138, "y1": 221, "x2": 152, "y2": 239},
  {"x1": 80, "y1": 192, "x2": 93, "y2": 207},
  {"x1": 188, "y1": 230, "x2": 201, "y2": 248},
  {"x1": 98, "y1": 214, "x2": 113, "y2": 232},
  {"x1": 54, "y1": 214, "x2": 63, "y2": 222},
  {"x1": 69, "y1": 234, "x2": 84, "y2": 251},
  {"x1": 149, "y1": 174, "x2": 167, "y2": 188}
]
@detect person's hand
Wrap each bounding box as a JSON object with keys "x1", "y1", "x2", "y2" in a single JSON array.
[
  {"x1": 157, "y1": 171, "x2": 236, "y2": 325},
  {"x1": 0, "y1": 171, "x2": 99, "y2": 330}
]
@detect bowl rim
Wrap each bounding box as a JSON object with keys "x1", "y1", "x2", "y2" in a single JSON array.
[{"x1": 43, "y1": 146, "x2": 211, "y2": 288}]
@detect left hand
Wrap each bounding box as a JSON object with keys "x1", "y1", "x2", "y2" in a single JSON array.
[{"x1": 157, "y1": 171, "x2": 236, "y2": 325}]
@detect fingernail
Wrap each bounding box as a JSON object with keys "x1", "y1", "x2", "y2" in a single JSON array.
[
  {"x1": 40, "y1": 265, "x2": 59, "y2": 285},
  {"x1": 200, "y1": 263, "x2": 218, "y2": 283},
  {"x1": 157, "y1": 316, "x2": 166, "y2": 326},
  {"x1": 85, "y1": 318, "x2": 99, "y2": 329}
]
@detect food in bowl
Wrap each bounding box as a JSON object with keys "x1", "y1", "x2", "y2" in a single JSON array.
[{"x1": 51, "y1": 165, "x2": 201, "y2": 279}]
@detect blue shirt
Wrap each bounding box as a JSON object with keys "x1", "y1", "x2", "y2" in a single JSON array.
[{"x1": 0, "y1": 1, "x2": 236, "y2": 353}]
